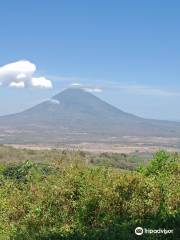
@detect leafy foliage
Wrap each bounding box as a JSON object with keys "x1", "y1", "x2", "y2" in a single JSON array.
[{"x1": 0, "y1": 150, "x2": 180, "y2": 239}]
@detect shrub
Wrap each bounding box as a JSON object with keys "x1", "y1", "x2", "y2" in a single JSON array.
[{"x1": 0, "y1": 151, "x2": 180, "y2": 239}]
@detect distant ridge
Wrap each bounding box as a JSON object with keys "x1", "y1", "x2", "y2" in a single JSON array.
[{"x1": 0, "y1": 88, "x2": 180, "y2": 144}]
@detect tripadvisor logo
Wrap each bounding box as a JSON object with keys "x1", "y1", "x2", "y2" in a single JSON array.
[
  {"x1": 135, "y1": 227, "x2": 143, "y2": 236},
  {"x1": 135, "y1": 227, "x2": 173, "y2": 236}
]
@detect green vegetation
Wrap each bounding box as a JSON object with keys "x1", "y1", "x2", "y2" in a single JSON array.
[
  {"x1": 0, "y1": 145, "x2": 148, "y2": 170},
  {"x1": 0, "y1": 148, "x2": 180, "y2": 239}
]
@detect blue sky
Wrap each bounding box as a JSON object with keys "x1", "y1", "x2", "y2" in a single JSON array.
[{"x1": 0, "y1": 0, "x2": 180, "y2": 120}]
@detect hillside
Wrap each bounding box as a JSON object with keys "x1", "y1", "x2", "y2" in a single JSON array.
[{"x1": 0, "y1": 88, "x2": 180, "y2": 144}]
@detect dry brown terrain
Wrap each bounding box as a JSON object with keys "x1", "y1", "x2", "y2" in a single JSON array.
[{"x1": 4, "y1": 136, "x2": 180, "y2": 154}]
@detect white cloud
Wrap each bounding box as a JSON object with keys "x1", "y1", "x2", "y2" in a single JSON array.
[
  {"x1": 83, "y1": 87, "x2": 102, "y2": 93},
  {"x1": 9, "y1": 81, "x2": 25, "y2": 88},
  {"x1": 31, "y1": 77, "x2": 52, "y2": 89},
  {"x1": 71, "y1": 83, "x2": 82, "y2": 86},
  {"x1": 0, "y1": 60, "x2": 53, "y2": 89},
  {"x1": 48, "y1": 99, "x2": 60, "y2": 104}
]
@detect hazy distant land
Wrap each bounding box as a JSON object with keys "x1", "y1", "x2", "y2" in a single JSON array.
[{"x1": 1, "y1": 88, "x2": 180, "y2": 154}]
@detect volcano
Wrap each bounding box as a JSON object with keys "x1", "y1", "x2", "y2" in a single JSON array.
[{"x1": 0, "y1": 88, "x2": 180, "y2": 144}]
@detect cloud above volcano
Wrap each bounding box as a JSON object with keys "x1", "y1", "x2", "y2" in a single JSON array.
[{"x1": 0, "y1": 60, "x2": 52, "y2": 89}]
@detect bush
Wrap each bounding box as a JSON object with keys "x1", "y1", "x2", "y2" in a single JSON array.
[{"x1": 0, "y1": 151, "x2": 180, "y2": 239}]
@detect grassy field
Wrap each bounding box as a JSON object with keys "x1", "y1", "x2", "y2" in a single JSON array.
[
  {"x1": 0, "y1": 146, "x2": 180, "y2": 239},
  {"x1": 0, "y1": 145, "x2": 149, "y2": 170}
]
